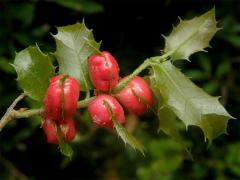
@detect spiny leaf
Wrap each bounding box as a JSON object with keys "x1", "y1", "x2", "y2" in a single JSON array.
[
  {"x1": 149, "y1": 77, "x2": 188, "y2": 148},
  {"x1": 164, "y1": 8, "x2": 218, "y2": 61},
  {"x1": 104, "y1": 101, "x2": 145, "y2": 155},
  {"x1": 13, "y1": 45, "x2": 55, "y2": 101},
  {"x1": 113, "y1": 118, "x2": 145, "y2": 155},
  {"x1": 59, "y1": 140, "x2": 73, "y2": 159},
  {"x1": 151, "y1": 61, "x2": 233, "y2": 142},
  {"x1": 57, "y1": 126, "x2": 73, "y2": 159},
  {"x1": 157, "y1": 107, "x2": 185, "y2": 142},
  {"x1": 53, "y1": 21, "x2": 101, "y2": 91}
]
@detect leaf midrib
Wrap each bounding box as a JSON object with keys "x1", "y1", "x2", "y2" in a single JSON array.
[
  {"x1": 58, "y1": 28, "x2": 91, "y2": 90},
  {"x1": 156, "y1": 63, "x2": 200, "y2": 123},
  {"x1": 173, "y1": 28, "x2": 199, "y2": 55},
  {"x1": 72, "y1": 29, "x2": 90, "y2": 90},
  {"x1": 169, "y1": 18, "x2": 210, "y2": 58}
]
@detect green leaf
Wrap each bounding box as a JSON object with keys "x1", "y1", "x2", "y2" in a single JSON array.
[
  {"x1": 218, "y1": 15, "x2": 240, "y2": 48},
  {"x1": 202, "y1": 82, "x2": 219, "y2": 94},
  {"x1": 164, "y1": 8, "x2": 218, "y2": 61},
  {"x1": 54, "y1": 0, "x2": 103, "y2": 14},
  {"x1": 157, "y1": 107, "x2": 182, "y2": 141},
  {"x1": 197, "y1": 54, "x2": 211, "y2": 74},
  {"x1": 57, "y1": 126, "x2": 73, "y2": 159},
  {"x1": 151, "y1": 61, "x2": 233, "y2": 142},
  {"x1": 216, "y1": 60, "x2": 230, "y2": 79},
  {"x1": 0, "y1": 58, "x2": 15, "y2": 74},
  {"x1": 137, "y1": 139, "x2": 184, "y2": 179},
  {"x1": 10, "y1": 3, "x2": 35, "y2": 28},
  {"x1": 58, "y1": 139, "x2": 73, "y2": 159},
  {"x1": 14, "y1": 32, "x2": 33, "y2": 46},
  {"x1": 78, "y1": 0, "x2": 104, "y2": 14},
  {"x1": 113, "y1": 117, "x2": 145, "y2": 155},
  {"x1": 104, "y1": 101, "x2": 145, "y2": 155},
  {"x1": 149, "y1": 77, "x2": 181, "y2": 138},
  {"x1": 13, "y1": 46, "x2": 55, "y2": 101},
  {"x1": 150, "y1": 77, "x2": 189, "y2": 150},
  {"x1": 53, "y1": 22, "x2": 101, "y2": 91},
  {"x1": 226, "y1": 143, "x2": 240, "y2": 176},
  {"x1": 185, "y1": 69, "x2": 206, "y2": 81}
]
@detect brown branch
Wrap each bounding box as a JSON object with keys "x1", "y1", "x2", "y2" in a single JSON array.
[
  {"x1": 0, "y1": 96, "x2": 94, "y2": 132},
  {"x1": 0, "y1": 93, "x2": 26, "y2": 131}
]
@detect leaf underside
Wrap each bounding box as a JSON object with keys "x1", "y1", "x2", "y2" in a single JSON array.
[
  {"x1": 53, "y1": 21, "x2": 101, "y2": 91},
  {"x1": 164, "y1": 8, "x2": 218, "y2": 61},
  {"x1": 13, "y1": 46, "x2": 55, "y2": 101},
  {"x1": 150, "y1": 61, "x2": 232, "y2": 142}
]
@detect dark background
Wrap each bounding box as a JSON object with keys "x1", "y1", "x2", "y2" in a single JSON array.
[{"x1": 0, "y1": 0, "x2": 240, "y2": 179}]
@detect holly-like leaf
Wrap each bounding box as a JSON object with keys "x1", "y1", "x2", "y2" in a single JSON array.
[
  {"x1": 57, "y1": 126, "x2": 73, "y2": 159},
  {"x1": 151, "y1": 61, "x2": 233, "y2": 142},
  {"x1": 158, "y1": 107, "x2": 182, "y2": 140},
  {"x1": 150, "y1": 77, "x2": 187, "y2": 147},
  {"x1": 164, "y1": 8, "x2": 218, "y2": 61},
  {"x1": 112, "y1": 117, "x2": 145, "y2": 155},
  {"x1": 59, "y1": 139, "x2": 73, "y2": 159},
  {"x1": 13, "y1": 46, "x2": 55, "y2": 101},
  {"x1": 53, "y1": 22, "x2": 101, "y2": 91},
  {"x1": 104, "y1": 101, "x2": 145, "y2": 155}
]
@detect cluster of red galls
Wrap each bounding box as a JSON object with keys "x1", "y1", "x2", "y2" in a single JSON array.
[{"x1": 43, "y1": 51, "x2": 153, "y2": 144}]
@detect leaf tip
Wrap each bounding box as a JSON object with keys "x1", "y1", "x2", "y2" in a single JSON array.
[
  {"x1": 35, "y1": 44, "x2": 47, "y2": 57},
  {"x1": 161, "y1": 34, "x2": 167, "y2": 40},
  {"x1": 141, "y1": 150, "x2": 146, "y2": 157},
  {"x1": 81, "y1": 18, "x2": 85, "y2": 24},
  {"x1": 177, "y1": 16, "x2": 182, "y2": 22},
  {"x1": 186, "y1": 57, "x2": 191, "y2": 62},
  {"x1": 206, "y1": 140, "x2": 212, "y2": 149},
  {"x1": 210, "y1": 6, "x2": 216, "y2": 13},
  {"x1": 205, "y1": 7, "x2": 216, "y2": 17},
  {"x1": 202, "y1": 49, "x2": 208, "y2": 53},
  {"x1": 10, "y1": 63, "x2": 16, "y2": 70},
  {"x1": 50, "y1": 32, "x2": 56, "y2": 38}
]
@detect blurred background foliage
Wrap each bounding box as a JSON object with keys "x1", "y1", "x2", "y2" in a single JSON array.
[{"x1": 0, "y1": 0, "x2": 240, "y2": 179}]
